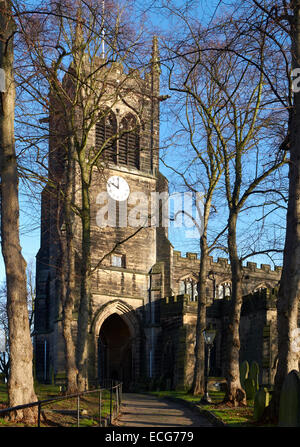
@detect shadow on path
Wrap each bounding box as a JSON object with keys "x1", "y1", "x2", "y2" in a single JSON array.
[{"x1": 115, "y1": 393, "x2": 213, "y2": 427}]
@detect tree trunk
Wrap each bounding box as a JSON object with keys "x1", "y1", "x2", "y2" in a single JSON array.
[
  {"x1": 266, "y1": 0, "x2": 300, "y2": 422},
  {"x1": 76, "y1": 165, "x2": 91, "y2": 391},
  {"x1": 0, "y1": 1, "x2": 37, "y2": 422},
  {"x1": 191, "y1": 232, "x2": 208, "y2": 395},
  {"x1": 60, "y1": 138, "x2": 78, "y2": 394},
  {"x1": 61, "y1": 233, "x2": 78, "y2": 394},
  {"x1": 224, "y1": 211, "x2": 246, "y2": 406}
]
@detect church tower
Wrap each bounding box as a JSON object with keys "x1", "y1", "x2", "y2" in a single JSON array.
[
  {"x1": 34, "y1": 36, "x2": 172, "y2": 388},
  {"x1": 33, "y1": 31, "x2": 283, "y2": 392}
]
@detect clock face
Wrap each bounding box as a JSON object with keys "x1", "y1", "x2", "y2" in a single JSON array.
[{"x1": 107, "y1": 175, "x2": 130, "y2": 201}]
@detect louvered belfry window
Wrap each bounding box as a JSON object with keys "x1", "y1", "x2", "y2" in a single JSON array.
[
  {"x1": 96, "y1": 110, "x2": 117, "y2": 163},
  {"x1": 119, "y1": 114, "x2": 140, "y2": 169}
]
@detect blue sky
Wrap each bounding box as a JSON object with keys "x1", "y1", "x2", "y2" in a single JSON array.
[
  {"x1": 0, "y1": 0, "x2": 219, "y2": 283},
  {"x1": 0, "y1": 0, "x2": 285, "y2": 284}
]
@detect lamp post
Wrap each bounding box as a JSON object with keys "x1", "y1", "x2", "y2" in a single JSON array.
[{"x1": 200, "y1": 327, "x2": 216, "y2": 404}]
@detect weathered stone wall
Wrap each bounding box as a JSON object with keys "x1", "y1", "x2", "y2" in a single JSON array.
[
  {"x1": 239, "y1": 289, "x2": 278, "y2": 385},
  {"x1": 159, "y1": 295, "x2": 188, "y2": 389},
  {"x1": 159, "y1": 288, "x2": 279, "y2": 390},
  {"x1": 34, "y1": 48, "x2": 283, "y2": 390},
  {"x1": 34, "y1": 50, "x2": 163, "y2": 384},
  {"x1": 173, "y1": 251, "x2": 281, "y2": 302}
]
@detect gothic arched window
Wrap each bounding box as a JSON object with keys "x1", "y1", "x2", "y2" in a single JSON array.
[
  {"x1": 95, "y1": 110, "x2": 117, "y2": 163},
  {"x1": 179, "y1": 280, "x2": 185, "y2": 294},
  {"x1": 178, "y1": 278, "x2": 198, "y2": 301},
  {"x1": 217, "y1": 282, "x2": 231, "y2": 299},
  {"x1": 119, "y1": 114, "x2": 140, "y2": 169},
  {"x1": 186, "y1": 281, "x2": 192, "y2": 298}
]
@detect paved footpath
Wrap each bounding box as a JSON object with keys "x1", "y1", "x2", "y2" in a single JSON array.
[{"x1": 115, "y1": 393, "x2": 213, "y2": 427}]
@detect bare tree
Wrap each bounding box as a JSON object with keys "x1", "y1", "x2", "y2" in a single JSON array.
[
  {"x1": 0, "y1": 0, "x2": 37, "y2": 422},
  {"x1": 242, "y1": 0, "x2": 300, "y2": 421},
  {"x1": 160, "y1": 2, "x2": 287, "y2": 405},
  {"x1": 0, "y1": 263, "x2": 36, "y2": 384},
  {"x1": 13, "y1": 0, "x2": 156, "y2": 392},
  {"x1": 197, "y1": 0, "x2": 298, "y2": 419},
  {"x1": 160, "y1": 51, "x2": 229, "y2": 394}
]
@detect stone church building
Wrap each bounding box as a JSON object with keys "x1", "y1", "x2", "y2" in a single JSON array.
[{"x1": 34, "y1": 39, "x2": 282, "y2": 390}]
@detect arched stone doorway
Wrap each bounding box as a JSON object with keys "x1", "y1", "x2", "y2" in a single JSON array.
[
  {"x1": 92, "y1": 300, "x2": 141, "y2": 390},
  {"x1": 98, "y1": 313, "x2": 133, "y2": 389}
]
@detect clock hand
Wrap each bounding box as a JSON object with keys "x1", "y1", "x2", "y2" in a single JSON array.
[{"x1": 110, "y1": 180, "x2": 119, "y2": 189}]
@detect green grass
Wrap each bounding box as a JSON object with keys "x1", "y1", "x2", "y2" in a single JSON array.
[
  {"x1": 78, "y1": 418, "x2": 99, "y2": 427},
  {"x1": 149, "y1": 389, "x2": 226, "y2": 404},
  {"x1": 0, "y1": 417, "x2": 14, "y2": 426},
  {"x1": 0, "y1": 382, "x2": 115, "y2": 427},
  {"x1": 210, "y1": 408, "x2": 252, "y2": 426},
  {"x1": 148, "y1": 389, "x2": 258, "y2": 427},
  {"x1": 0, "y1": 381, "x2": 271, "y2": 428},
  {"x1": 0, "y1": 383, "x2": 8, "y2": 405}
]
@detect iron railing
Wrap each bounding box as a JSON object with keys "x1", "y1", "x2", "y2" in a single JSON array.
[{"x1": 0, "y1": 380, "x2": 122, "y2": 427}]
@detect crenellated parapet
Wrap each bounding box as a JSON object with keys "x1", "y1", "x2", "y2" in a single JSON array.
[
  {"x1": 243, "y1": 261, "x2": 282, "y2": 275},
  {"x1": 161, "y1": 287, "x2": 277, "y2": 322},
  {"x1": 173, "y1": 251, "x2": 281, "y2": 276},
  {"x1": 173, "y1": 251, "x2": 281, "y2": 300},
  {"x1": 160, "y1": 294, "x2": 198, "y2": 320}
]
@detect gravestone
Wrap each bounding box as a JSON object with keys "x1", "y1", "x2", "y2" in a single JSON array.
[{"x1": 279, "y1": 370, "x2": 300, "y2": 427}]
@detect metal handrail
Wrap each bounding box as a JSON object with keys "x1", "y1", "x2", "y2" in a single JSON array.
[{"x1": 0, "y1": 380, "x2": 123, "y2": 427}]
